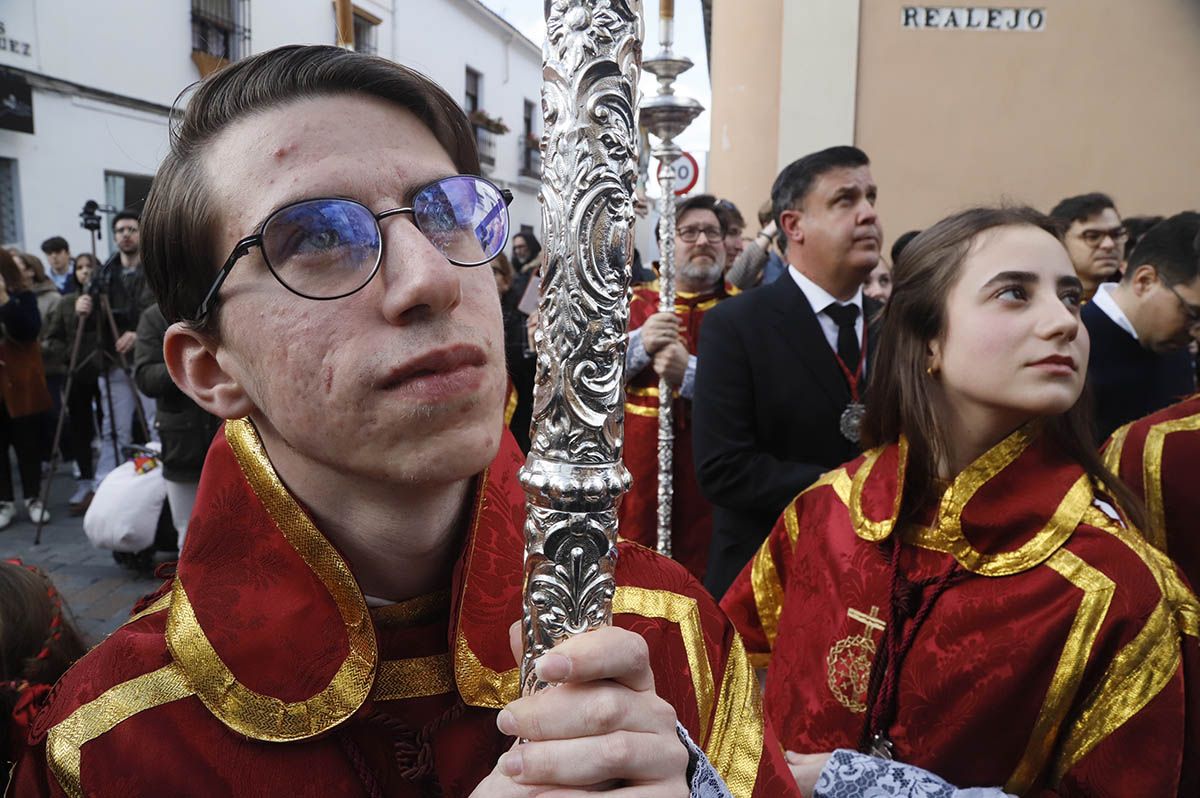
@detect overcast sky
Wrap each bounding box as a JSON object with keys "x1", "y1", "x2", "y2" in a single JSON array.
[{"x1": 479, "y1": 0, "x2": 713, "y2": 158}]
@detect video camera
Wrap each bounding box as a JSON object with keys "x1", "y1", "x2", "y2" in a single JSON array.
[
  {"x1": 79, "y1": 200, "x2": 120, "y2": 296},
  {"x1": 79, "y1": 200, "x2": 106, "y2": 234}
]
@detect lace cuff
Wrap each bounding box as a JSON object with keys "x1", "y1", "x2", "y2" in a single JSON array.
[
  {"x1": 677, "y1": 722, "x2": 732, "y2": 797},
  {"x1": 814, "y1": 750, "x2": 1014, "y2": 798},
  {"x1": 626, "y1": 327, "x2": 652, "y2": 379}
]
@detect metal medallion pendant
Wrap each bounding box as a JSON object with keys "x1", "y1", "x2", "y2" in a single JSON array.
[{"x1": 840, "y1": 402, "x2": 866, "y2": 443}]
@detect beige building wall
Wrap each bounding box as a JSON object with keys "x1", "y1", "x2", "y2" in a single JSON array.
[
  {"x1": 710, "y1": 0, "x2": 1200, "y2": 245},
  {"x1": 858, "y1": 0, "x2": 1200, "y2": 243},
  {"x1": 709, "y1": 0, "x2": 862, "y2": 229},
  {"x1": 777, "y1": 0, "x2": 861, "y2": 169},
  {"x1": 707, "y1": 0, "x2": 784, "y2": 227}
]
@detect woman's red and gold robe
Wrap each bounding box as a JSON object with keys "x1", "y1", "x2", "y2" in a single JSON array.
[{"x1": 722, "y1": 424, "x2": 1199, "y2": 796}]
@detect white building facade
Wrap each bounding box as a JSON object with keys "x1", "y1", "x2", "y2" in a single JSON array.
[{"x1": 0, "y1": 0, "x2": 544, "y2": 259}]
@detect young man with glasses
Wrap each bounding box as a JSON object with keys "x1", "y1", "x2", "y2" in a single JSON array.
[
  {"x1": 1083, "y1": 212, "x2": 1200, "y2": 441},
  {"x1": 1049, "y1": 192, "x2": 1128, "y2": 303},
  {"x1": 9, "y1": 45, "x2": 797, "y2": 797},
  {"x1": 621, "y1": 194, "x2": 730, "y2": 581}
]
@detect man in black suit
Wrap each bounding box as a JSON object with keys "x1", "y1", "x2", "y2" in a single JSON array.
[
  {"x1": 1082, "y1": 213, "x2": 1200, "y2": 441},
  {"x1": 694, "y1": 146, "x2": 883, "y2": 598}
]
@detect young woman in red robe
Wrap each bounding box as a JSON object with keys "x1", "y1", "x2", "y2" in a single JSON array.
[{"x1": 722, "y1": 207, "x2": 1199, "y2": 796}]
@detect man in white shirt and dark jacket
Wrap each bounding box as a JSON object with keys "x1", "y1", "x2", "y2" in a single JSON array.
[{"x1": 1082, "y1": 212, "x2": 1200, "y2": 442}]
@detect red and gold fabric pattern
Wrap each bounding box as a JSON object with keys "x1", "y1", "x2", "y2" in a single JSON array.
[
  {"x1": 9, "y1": 419, "x2": 794, "y2": 797},
  {"x1": 722, "y1": 424, "x2": 1200, "y2": 796},
  {"x1": 620, "y1": 283, "x2": 726, "y2": 580},
  {"x1": 1103, "y1": 393, "x2": 1200, "y2": 589}
]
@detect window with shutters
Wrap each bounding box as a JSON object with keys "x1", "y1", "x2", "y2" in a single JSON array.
[
  {"x1": 191, "y1": 0, "x2": 251, "y2": 64},
  {"x1": 0, "y1": 159, "x2": 20, "y2": 246},
  {"x1": 352, "y1": 11, "x2": 379, "y2": 55}
]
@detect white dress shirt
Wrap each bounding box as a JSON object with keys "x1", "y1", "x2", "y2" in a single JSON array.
[
  {"x1": 788, "y1": 266, "x2": 866, "y2": 357},
  {"x1": 1091, "y1": 282, "x2": 1139, "y2": 341}
]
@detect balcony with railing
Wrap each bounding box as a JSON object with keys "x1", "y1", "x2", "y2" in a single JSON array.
[
  {"x1": 191, "y1": 0, "x2": 251, "y2": 77},
  {"x1": 475, "y1": 126, "x2": 497, "y2": 169},
  {"x1": 519, "y1": 136, "x2": 542, "y2": 178},
  {"x1": 468, "y1": 110, "x2": 507, "y2": 171}
]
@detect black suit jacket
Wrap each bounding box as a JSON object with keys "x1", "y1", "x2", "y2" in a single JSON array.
[
  {"x1": 1082, "y1": 301, "x2": 1195, "y2": 442},
  {"x1": 693, "y1": 274, "x2": 881, "y2": 598}
]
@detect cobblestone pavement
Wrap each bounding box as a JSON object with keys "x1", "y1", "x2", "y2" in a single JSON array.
[{"x1": 0, "y1": 466, "x2": 168, "y2": 646}]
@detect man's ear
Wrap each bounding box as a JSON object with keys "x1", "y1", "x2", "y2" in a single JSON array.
[
  {"x1": 1129, "y1": 263, "x2": 1159, "y2": 297},
  {"x1": 164, "y1": 322, "x2": 254, "y2": 420},
  {"x1": 779, "y1": 208, "x2": 805, "y2": 247}
]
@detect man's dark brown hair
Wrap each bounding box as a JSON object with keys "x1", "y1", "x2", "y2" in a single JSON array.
[
  {"x1": 141, "y1": 44, "x2": 481, "y2": 333},
  {"x1": 674, "y1": 194, "x2": 726, "y2": 234}
]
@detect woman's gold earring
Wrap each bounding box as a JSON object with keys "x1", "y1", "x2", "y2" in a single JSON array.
[{"x1": 926, "y1": 365, "x2": 935, "y2": 376}]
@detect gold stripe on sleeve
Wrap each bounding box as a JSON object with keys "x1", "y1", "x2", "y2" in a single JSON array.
[
  {"x1": 47, "y1": 663, "x2": 194, "y2": 798},
  {"x1": 704, "y1": 634, "x2": 764, "y2": 798},
  {"x1": 1005, "y1": 549, "x2": 1114, "y2": 794},
  {"x1": 749, "y1": 541, "x2": 785, "y2": 649}
]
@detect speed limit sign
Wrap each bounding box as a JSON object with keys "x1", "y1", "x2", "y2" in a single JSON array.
[{"x1": 656, "y1": 151, "x2": 699, "y2": 196}]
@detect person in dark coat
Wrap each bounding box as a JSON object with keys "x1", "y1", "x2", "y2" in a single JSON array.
[
  {"x1": 133, "y1": 303, "x2": 221, "y2": 550},
  {"x1": 0, "y1": 250, "x2": 52, "y2": 528},
  {"x1": 40, "y1": 253, "x2": 103, "y2": 513},
  {"x1": 1082, "y1": 212, "x2": 1200, "y2": 441},
  {"x1": 693, "y1": 146, "x2": 884, "y2": 598}
]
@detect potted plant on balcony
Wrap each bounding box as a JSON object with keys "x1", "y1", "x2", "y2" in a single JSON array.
[{"x1": 468, "y1": 109, "x2": 510, "y2": 135}]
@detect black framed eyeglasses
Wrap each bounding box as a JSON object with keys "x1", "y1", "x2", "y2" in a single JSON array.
[
  {"x1": 677, "y1": 225, "x2": 724, "y2": 243},
  {"x1": 194, "y1": 175, "x2": 513, "y2": 321},
  {"x1": 1166, "y1": 282, "x2": 1200, "y2": 327},
  {"x1": 1077, "y1": 226, "x2": 1128, "y2": 249}
]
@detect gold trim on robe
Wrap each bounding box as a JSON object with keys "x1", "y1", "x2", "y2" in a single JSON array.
[
  {"x1": 1005, "y1": 549, "x2": 1114, "y2": 794},
  {"x1": 47, "y1": 663, "x2": 195, "y2": 798},
  {"x1": 166, "y1": 419, "x2": 377, "y2": 742}
]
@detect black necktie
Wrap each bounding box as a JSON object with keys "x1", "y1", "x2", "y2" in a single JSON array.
[{"x1": 824, "y1": 303, "x2": 861, "y2": 368}]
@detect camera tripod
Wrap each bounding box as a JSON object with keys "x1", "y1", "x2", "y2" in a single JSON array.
[{"x1": 34, "y1": 211, "x2": 152, "y2": 545}]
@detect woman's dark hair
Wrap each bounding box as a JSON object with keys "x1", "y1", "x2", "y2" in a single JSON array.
[
  {"x1": 511, "y1": 231, "x2": 542, "y2": 269},
  {"x1": 890, "y1": 230, "x2": 921, "y2": 266},
  {"x1": 0, "y1": 249, "x2": 29, "y2": 293},
  {"x1": 73, "y1": 253, "x2": 98, "y2": 286},
  {"x1": 861, "y1": 205, "x2": 1146, "y2": 529},
  {"x1": 1122, "y1": 215, "x2": 1164, "y2": 260},
  {"x1": 141, "y1": 44, "x2": 481, "y2": 335},
  {"x1": 16, "y1": 252, "x2": 50, "y2": 285},
  {"x1": 0, "y1": 561, "x2": 87, "y2": 757}
]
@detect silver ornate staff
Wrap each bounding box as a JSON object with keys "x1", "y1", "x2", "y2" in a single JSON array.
[
  {"x1": 519, "y1": 0, "x2": 643, "y2": 696},
  {"x1": 640, "y1": 0, "x2": 703, "y2": 558}
]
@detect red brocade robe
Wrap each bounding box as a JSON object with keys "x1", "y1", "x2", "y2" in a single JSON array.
[
  {"x1": 722, "y1": 424, "x2": 1200, "y2": 796},
  {"x1": 620, "y1": 284, "x2": 724, "y2": 580},
  {"x1": 8, "y1": 419, "x2": 795, "y2": 797},
  {"x1": 1103, "y1": 393, "x2": 1200, "y2": 590}
]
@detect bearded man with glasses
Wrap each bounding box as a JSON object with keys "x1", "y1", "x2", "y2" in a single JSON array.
[
  {"x1": 621, "y1": 195, "x2": 731, "y2": 581},
  {"x1": 10, "y1": 46, "x2": 796, "y2": 797}
]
